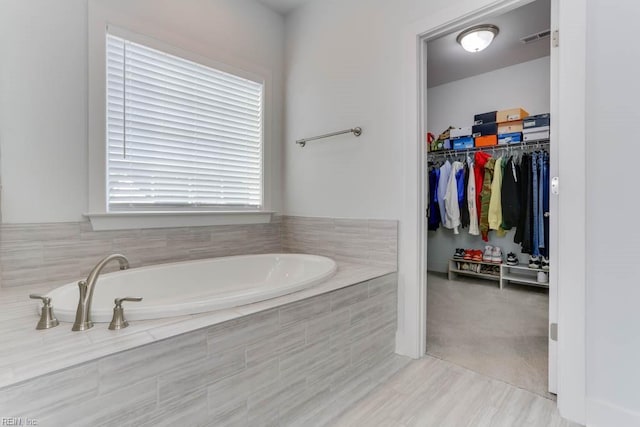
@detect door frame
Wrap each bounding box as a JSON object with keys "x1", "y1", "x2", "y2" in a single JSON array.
[{"x1": 398, "y1": 0, "x2": 586, "y2": 424}]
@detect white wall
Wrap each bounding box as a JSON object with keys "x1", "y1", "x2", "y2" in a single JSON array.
[
  {"x1": 585, "y1": 0, "x2": 640, "y2": 425},
  {"x1": 0, "y1": 0, "x2": 285, "y2": 223},
  {"x1": 427, "y1": 56, "x2": 550, "y2": 273},
  {"x1": 283, "y1": 0, "x2": 451, "y2": 219}
]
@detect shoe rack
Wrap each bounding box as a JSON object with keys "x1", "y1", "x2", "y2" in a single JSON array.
[{"x1": 448, "y1": 259, "x2": 550, "y2": 290}]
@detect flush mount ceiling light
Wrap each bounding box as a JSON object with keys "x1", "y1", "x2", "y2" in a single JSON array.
[{"x1": 456, "y1": 24, "x2": 500, "y2": 53}]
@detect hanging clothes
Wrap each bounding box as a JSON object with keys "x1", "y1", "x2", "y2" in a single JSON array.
[
  {"x1": 437, "y1": 160, "x2": 452, "y2": 229},
  {"x1": 501, "y1": 156, "x2": 520, "y2": 229},
  {"x1": 474, "y1": 152, "x2": 491, "y2": 224},
  {"x1": 515, "y1": 154, "x2": 532, "y2": 253},
  {"x1": 444, "y1": 161, "x2": 464, "y2": 234},
  {"x1": 531, "y1": 153, "x2": 540, "y2": 257},
  {"x1": 488, "y1": 156, "x2": 506, "y2": 237},
  {"x1": 460, "y1": 162, "x2": 470, "y2": 229},
  {"x1": 479, "y1": 158, "x2": 495, "y2": 242},
  {"x1": 541, "y1": 152, "x2": 550, "y2": 257},
  {"x1": 427, "y1": 167, "x2": 441, "y2": 231},
  {"x1": 467, "y1": 158, "x2": 480, "y2": 236}
]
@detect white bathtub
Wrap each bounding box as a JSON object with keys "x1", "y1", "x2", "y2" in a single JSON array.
[{"x1": 45, "y1": 254, "x2": 337, "y2": 323}]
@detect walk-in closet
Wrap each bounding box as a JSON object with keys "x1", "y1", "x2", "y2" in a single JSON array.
[{"x1": 424, "y1": 0, "x2": 555, "y2": 399}]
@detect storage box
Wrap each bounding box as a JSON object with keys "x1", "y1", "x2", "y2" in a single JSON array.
[
  {"x1": 498, "y1": 132, "x2": 523, "y2": 145},
  {"x1": 523, "y1": 130, "x2": 550, "y2": 142},
  {"x1": 523, "y1": 113, "x2": 550, "y2": 129},
  {"x1": 475, "y1": 135, "x2": 498, "y2": 147},
  {"x1": 523, "y1": 125, "x2": 550, "y2": 134},
  {"x1": 450, "y1": 127, "x2": 472, "y2": 138},
  {"x1": 473, "y1": 111, "x2": 497, "y2": 125},
  {"x1": 452, "y1": 136, "x2": 474, "y2": 150},
  {"x1": 497, "y1": 108, "x2": 529, "y2": 123},
  {"x1": 472, "y1": 122, "x2": 498, "y2": 137},
  {"x1": 498, "y1": 121, "x2": 524, "y2": 134}
]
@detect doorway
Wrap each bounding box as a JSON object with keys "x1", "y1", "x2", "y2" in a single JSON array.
[{"x1": 422, "y1": 0, "x2": 556, "y2": 400}]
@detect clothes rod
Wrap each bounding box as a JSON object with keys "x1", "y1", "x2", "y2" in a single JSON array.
[
  {"x1": 296, "y1": 127, "x2": 362, "y2": 147},
  {"x1": 427, "y1": 139, "x2": 550, "y2": 159}
]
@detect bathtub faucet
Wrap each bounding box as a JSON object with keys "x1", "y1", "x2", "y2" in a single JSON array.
[{"x1": 72, "y1": 254, "x2": 130, "y2": 331}]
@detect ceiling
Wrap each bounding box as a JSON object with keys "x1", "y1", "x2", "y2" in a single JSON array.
[
  {"x1": 255, "y1": 0, "x2": 313, "y2": 15},
  {"x1": 427, "y1": 0, "x2": 550, "y2": 88}
]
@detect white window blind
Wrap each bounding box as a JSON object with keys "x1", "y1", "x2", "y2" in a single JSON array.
[{"x1": 106, "y1": 33, "x2": 263, "y2": 211}]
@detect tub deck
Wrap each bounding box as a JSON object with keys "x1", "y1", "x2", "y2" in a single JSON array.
[{"x1": 0, "y1": 261, "x2": 394, "y2": 389}]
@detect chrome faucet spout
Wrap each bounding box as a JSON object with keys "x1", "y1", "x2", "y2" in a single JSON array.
[{"x1": 72, "y1": 254, "x2": 130, "y2": 331}]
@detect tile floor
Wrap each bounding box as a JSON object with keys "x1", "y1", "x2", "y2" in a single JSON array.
[{"x1": 331, "y1": 355, "x2": 578, "y2": 426}]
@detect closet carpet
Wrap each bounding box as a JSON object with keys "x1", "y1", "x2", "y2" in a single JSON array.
[{"x1": 426, "y1": 272, "x2": 552, "y2": 399}]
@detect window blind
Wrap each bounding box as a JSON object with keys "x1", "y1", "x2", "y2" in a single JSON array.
[{"x1": 106, "y1": 33, "x2": 263, "y2": 211}]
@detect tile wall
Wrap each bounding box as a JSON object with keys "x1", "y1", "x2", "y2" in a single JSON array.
[
  {"x1": 0, "y1": 273, "x2": 403, "y2": 427},
  {"x1": 0, "y1": 216, "x2": 398, "y2": 288}
]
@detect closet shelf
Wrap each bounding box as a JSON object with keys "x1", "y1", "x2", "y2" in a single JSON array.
[{"x1": 426, "y1": 139, "x2": 549, "y2": 160}]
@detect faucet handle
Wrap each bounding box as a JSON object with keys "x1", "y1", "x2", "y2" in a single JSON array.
[
  {"x1": 109, "y1": 297, "x2": 143, "y2": 330},
  {"x1": 29, "y1": 294, "x2": 59, "y2": 330}
]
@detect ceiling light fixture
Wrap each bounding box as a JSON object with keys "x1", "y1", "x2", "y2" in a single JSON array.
[{"x1": 456, "y1": 24, "x2": 499, "y2": 53}]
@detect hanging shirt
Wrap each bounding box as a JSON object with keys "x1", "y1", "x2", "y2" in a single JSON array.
[
  {"x1": 488, "y1": 157, "x2": 506, "y2": 236},
  {"x1": 460, "y1": 163, "x2": 470, "y2": 229},
  {"x1": 467, "y1": 158, "x2": 480, "y2": 236},
  {"x1": 480, "y1": 158, "x2": 495, "y2": 242},
  {"x1": 437, "y1": 160, "x2": 452, "y2": 229},
  {"x1": 474, "y1": 152, "x2": 491, "y2": 223},
  {"x1": 501, "y1": 156, "x2": 520, "y2": 229},
  {"x1": 444, "y1": 161, "x2": 464, "y2": 234},
  {"x1": 428, "y1": 168, "x2": 441, "y2": 231}
]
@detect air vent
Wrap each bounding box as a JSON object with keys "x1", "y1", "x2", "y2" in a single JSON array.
[{"x1": 520, "y1": 29, "x2": 551, "y2": 44}]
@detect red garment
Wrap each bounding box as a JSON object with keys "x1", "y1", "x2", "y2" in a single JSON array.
[{"x1": 474, "y1": 151, "x2": 491, "y2": 223}]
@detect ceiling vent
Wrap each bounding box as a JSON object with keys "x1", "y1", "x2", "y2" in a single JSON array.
[{"x1": 520, "y1": 29, "x2": 551, "y2": 44}]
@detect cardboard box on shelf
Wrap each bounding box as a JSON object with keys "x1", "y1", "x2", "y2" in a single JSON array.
[
  {"x1": 523, "y1": 130, "x2": 550, "y2": 142},
  {"x1": 472, "y1": 122, "x2": 498, "y2": 137},
  {"x1": 450, "y1": 127, "x2": 472, "y2": 138},
  {"x1": 523, "y1": 125, "x2": 550, "y2": 134},
  {"x1": 452, "y1": 136, "x2": 474, "y2": 150},
  {"x1": 497, "y1": 108, "x2": 529, "y2": 123},
  {"x1": 473, "y1": 111, "x2": 497, "y2": 125},
  {"x1": 475, "y1": 135, "x2": 498, "y2": 147},
  {"x1": 498, "y1": 132, "x2": 523, "y2": 145},
  {"x1": 498, "y1": 121, "x2": 524, "y2": 134},
  {"x1": 523, "y1": 113, "x2": 551, "y2": 129}
]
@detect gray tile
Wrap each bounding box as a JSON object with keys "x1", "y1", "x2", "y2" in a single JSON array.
[
  {"x1": 158, "y1": 345, "x2": 246, "y2": 403},
  {"x1": 306, "y1": 307, "x2": 350, "y2": 343},
  {"x1": 40, "y1": 378, "x2": 158, "y2": 427},
  {"x1": 0, "y1": 362, "x2": 99, "y2": 417},
  {"x1": 208, "y1": 358, "x2": 279, "y2": 408},
  {"x1": 279, "y1": 293, "x2": 331, "y2": 327},
  {"x1": 245, "y1": 323, "x2": 306, "y2": 367},
  {"x1": 330, "y1": 282, "x2": 369, "y2": 311},
  {"x1": 207, "y1": 309, "x2": 279, "y2": 355},
  {"x1": 137, "y1": 389, "x2": 209, "y2": 427},
  {"x1": 98, "y1": 331, "x2": 207, "y2": 394}
]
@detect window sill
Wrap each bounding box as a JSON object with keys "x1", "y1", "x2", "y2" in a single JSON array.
[{"x1": 84, "y1": 211, "x2": 274, "y2": 231}]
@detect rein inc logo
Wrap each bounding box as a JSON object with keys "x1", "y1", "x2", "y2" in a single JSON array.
[{"x1": 2, "y1": 418, "x2": 38, "y2": 426}]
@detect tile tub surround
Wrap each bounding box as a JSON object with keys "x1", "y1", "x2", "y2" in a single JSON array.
[
  {"x1": 0, "y1": 273, "x2": 400, "y2": 427},
  {"x1": 282, "y1": 216, "x2": 398, "y2": 269},
  {"x1": 0, "y1": 216, "x2": 397, "y2": 288},
  {"x1": 0, "y1": 219, "x2": 282, "y2": 288},
  {"x1": 0, "y1": 262, "x2": 394, "y2": 389}
]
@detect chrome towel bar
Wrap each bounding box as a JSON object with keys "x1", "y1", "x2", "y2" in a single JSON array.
[{"x1": 296, "y1": 127, "x2": 362, "y2": 147}]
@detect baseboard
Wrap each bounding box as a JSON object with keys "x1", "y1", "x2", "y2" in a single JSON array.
[{"x1": 587, "y1": 398, "x2": 640, "y2": 427}]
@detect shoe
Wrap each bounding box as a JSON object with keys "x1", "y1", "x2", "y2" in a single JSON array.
[
  {"x1": 461, "y1": 262, "x2": 470, "y2": 271},
  {"x1": 463, "y1": 250, "x2": 473, "y2": 260},
  {"x1": 483, "y1": 246, "x2": 493, "y2": 263},
  {"x1": 506, "y1": 253, "x2": 519, "y2": 266},
  {"x1": 471, "y1": 250, "x2": 483, "y2": 262},
  {"x1": 453, "y1": 248, "x2": 465, "y2": 260},
  {"x1": 529, "y1": 255, "x2": 541, "y2": 269},
  {"x1": 491, "y1": 246, "x2": 503, "y2": 264},
  {"x1": 541, "y1": 257, "x2": 549, "y2": 270}
]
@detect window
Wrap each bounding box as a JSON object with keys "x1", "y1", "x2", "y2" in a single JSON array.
[{"x1": 106, "y1": 33, "x2": 263, "y2": 211}]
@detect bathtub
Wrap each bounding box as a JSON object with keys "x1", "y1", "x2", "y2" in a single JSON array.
[{"x1": 45, "y1": 254, "x2": 337, "y2": 323}]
